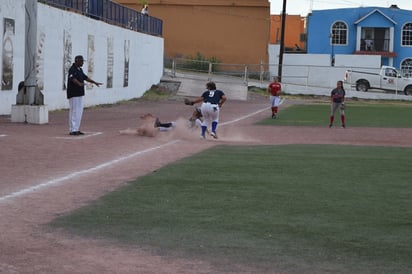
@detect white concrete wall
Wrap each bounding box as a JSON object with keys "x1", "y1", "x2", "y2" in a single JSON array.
[{"x1": 0, "y1": 1, "x2": 163, "y2": 115}]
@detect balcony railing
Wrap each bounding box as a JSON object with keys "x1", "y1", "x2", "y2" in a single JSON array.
[
  {"x1": 360, "y1": 38, "x2": 390, "y2": 52},
  {"x1": 40, "y1": 0, "x2": 162, "y2": 36},
  {"x1": 355, "y1": 38, "x2": 396, "y2": 57}
]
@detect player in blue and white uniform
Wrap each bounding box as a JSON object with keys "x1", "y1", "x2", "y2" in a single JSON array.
[{"x1": 190, "y1": 82, "x2": 227, "y2": 139}]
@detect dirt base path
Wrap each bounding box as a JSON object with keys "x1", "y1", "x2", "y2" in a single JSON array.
[{"x1": 1, "y1": 94, "x2": 412, "y2": 274}]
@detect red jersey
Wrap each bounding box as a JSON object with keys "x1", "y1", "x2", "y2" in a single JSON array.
[{"x1": 268, "y1": 82, "x2": 281, "y2": 96}]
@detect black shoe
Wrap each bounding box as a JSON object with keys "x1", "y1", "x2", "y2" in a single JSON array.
[
  {"x1": 329, "y1": 124, "x2": 332, "y2": 128},
  {"x1": 341, "y1": 124, "x2": 346, "y2": 128},
  {"x1": 77, "y1": 131, "x2": 85, "y2": 135},
  {"x1": 69, "y1": 131, "x2": 79, "y2": 136},
  {"x1": 272, "y1": 113, "x2": 276, "y2": 119},
  {"x1": 154, "y1": 118, "x2": 160, "y2": 128}
]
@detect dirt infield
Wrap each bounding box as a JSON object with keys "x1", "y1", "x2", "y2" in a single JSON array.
[{"x1": 1, "y1": 93, "x2": 412, "y2": 274}]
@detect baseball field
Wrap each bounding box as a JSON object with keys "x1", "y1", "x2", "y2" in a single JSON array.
[{"x1": 1, "y1": 92, "x2": 412, "y2": 273}]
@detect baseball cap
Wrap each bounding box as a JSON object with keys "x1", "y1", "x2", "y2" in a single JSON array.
[{"x1": 75, "y1": 55, "x2": 86, "y2": 61}]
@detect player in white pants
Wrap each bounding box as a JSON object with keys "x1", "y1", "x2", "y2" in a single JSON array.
[
  {"x1": 188, "y1": 82, "x2": 227, "y2": 139},
  {"x1": 267, "y1": 76, "x2": 282, "y2": 119}
]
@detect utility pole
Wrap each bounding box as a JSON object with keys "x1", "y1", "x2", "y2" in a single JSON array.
[
  {"x1": 330, "y1": 33, "x2": 335, "y2": 66},
  {"x1": 277, "y1": 0, "x2": 287, "y2": 80}
]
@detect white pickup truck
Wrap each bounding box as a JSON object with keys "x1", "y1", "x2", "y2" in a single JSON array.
[{"x1": 343, "y1": 66, "x2": 412, "y2": 95}]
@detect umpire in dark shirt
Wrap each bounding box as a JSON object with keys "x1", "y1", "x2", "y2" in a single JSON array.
[{"x1": 67, "y1": 55, "x2": 102, "y2": 136}]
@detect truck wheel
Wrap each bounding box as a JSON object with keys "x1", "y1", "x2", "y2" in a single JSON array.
[
  {"x1": 356, "y1": 82, "x2": 368, "y2": 92},
  {"x1": 404, "y1": 86, "x2": 412, "y2": 95}
]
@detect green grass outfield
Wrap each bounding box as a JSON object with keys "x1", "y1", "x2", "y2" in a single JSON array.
[{"x1": 49, "y1": 103, "x2": 412, "y2": 273}]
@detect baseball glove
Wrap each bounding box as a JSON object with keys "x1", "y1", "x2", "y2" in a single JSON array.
[
  {"x1": 184, "y1": 98, "x2": 194, "y2": 105},
  {"x1": 340, "y1": 103, "x2": 345, "y2": 110}
]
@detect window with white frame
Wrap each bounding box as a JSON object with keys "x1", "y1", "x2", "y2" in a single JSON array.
[
  {"x1": 401, "y1": 59, "x2": 412, "y2": 78},
  {"x1": 402, "y1": 23, "x2": 412, "y2": 46},
  {"x1": 331, "y1": 21, "x2": 347, "y2": 45}
]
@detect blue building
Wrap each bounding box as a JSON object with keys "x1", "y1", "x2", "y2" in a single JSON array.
[{"x1": 307, "y1": 5, "x2": 412, "y2": 76}]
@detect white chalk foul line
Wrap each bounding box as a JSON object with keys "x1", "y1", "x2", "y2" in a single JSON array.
[
  {"x1": 220, "y1": 98, "x2": 284, "y2": 126},
  {"x1": 219, "y1": 98, "x2": 286, "y2": 126},
  {"x1": 220, "y1": 108, "x2": 267, "y2": 126},
  {"x1": 0, "y1": 140, "x2": 180, "y2": 203}
]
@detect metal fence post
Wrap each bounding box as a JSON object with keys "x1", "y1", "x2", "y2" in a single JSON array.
[
  {"x1": 244, "y1": 65, "x2": 248, "y2": 86},
  {"x1": 260, "y1": 60, "x2": 264, "y2": 87},
  {"x1": 172, "y1": 59, "x2": 176, "y2": 78}
]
